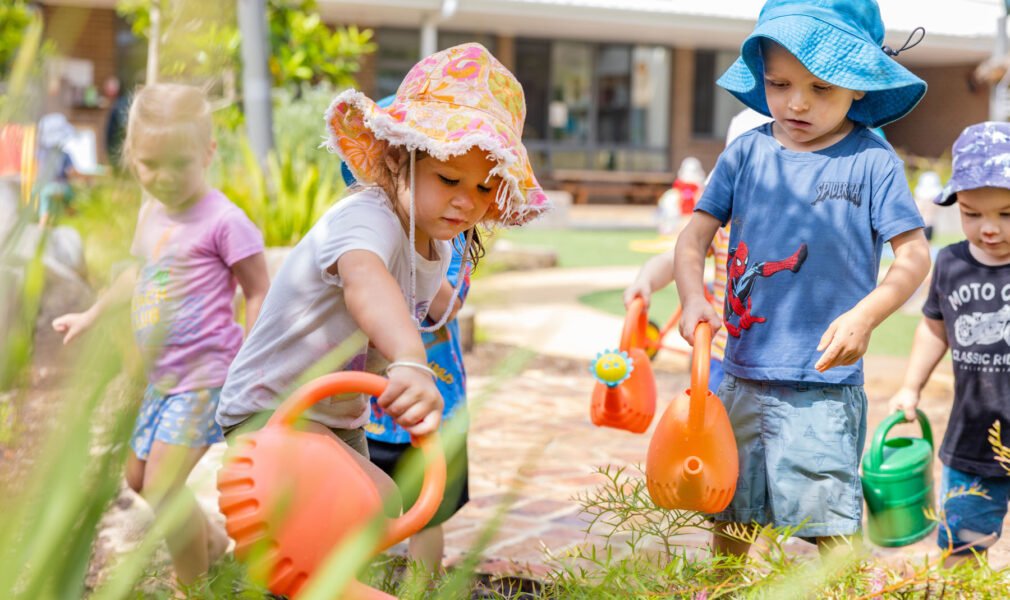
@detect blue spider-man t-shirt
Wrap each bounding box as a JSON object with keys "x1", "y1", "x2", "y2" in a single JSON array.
[{"x1": 696, "y1": 123, "x2": 923, "y2": 385}]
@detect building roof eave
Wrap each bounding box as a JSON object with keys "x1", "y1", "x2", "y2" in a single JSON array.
[{"x1": 319, "y1": 0, "x2": 997, "y2": 66}]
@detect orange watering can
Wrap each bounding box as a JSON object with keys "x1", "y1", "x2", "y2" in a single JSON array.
[
  {"x1": 217, "y1": 372, "x2": 446, "y2": 599},
  {"x1": 646, "y1": 323, "x2": 737, "y2": 513},
  {"x1": 590, "y1": 296, "x2": 657, "y2": 433}
]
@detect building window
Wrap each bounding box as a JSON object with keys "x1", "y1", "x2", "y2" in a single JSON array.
[
  {"x1": 692, "y1": 49, "x2": 746, "y2": 140},
  {"x1": 631, "y1": 45, "x2": 670, "y2": 149},
  {"x1": 516, "y1": 38, "x2": 670, "y2": 172},
  {"x1": 438, "y1": 31, "x2": 497, "y2": 54},
  {"x1": 550, "y1": 41, "x2": 592, "y2": 145},
  {"x1": 515, "y1": 39, "x2": 549, "y2": 146},
  {"x1": 375, "y1": 28, "x2": 419, "y2": 99},
  {"x1": 375, "y1": 28, "x2": 498, "y2": 99}
]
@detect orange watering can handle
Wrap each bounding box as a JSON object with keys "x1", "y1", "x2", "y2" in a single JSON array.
[
  {"x1": 267, "y1": 372, "x2": 447, "y2": 551},
  {"x1": 689, "y1": 323, "x2": 711, "y2": 431},
  {"x1": 620, "y1": 297, "x2": 649, "y2": 352},
  {"x1": 381, "y1": 434, "x2": 447, "y2": 550},
  {"x1": 268, "y1": 371, "x2": 389, "y2": 428}
]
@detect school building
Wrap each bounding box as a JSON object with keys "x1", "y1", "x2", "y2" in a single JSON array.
[{"x1": 34, "y1": 0, "x2": 1005, "y2": 202}]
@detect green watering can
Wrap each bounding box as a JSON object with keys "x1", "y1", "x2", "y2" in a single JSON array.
[{"x1": 860, "y1": 409, "x2": 937, "y2": 547}]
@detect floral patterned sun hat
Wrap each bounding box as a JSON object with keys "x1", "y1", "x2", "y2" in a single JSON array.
[{"x1": 324, "y1": 43, "x2": 551, "y2": 227}]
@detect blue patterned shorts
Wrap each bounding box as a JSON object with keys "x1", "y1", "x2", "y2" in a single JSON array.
[
  {"x1": 713, "y1": 373, "x2": 868, "y2": 539},
  {"x1": 130, "y1": 385, "x2": 225, "y2": 460},
  {"x1": 937, "y1": 465, "x2": 1010, "y2": 555}
]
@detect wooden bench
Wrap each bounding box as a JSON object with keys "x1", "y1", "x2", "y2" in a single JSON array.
[{"x1": 547, "y1": 168, "x2": 676, "y2": 204}]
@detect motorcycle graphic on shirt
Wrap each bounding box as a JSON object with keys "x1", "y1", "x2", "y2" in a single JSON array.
[{"x1": 954, "y1": 304, "x2": 1010, "y2": 347}]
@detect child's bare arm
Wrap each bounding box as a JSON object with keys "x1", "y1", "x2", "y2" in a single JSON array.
[
  {"x1": 231, "y1": 252, "x2": 270, "y2": 335},
  {"x1": 336, "y1": 249, "x2": 443, "y2": 436},
  {"x1": 52, "y1": 263, "x2": 138, "y2": 345},
  {"x1": 815, "y1": 228, "x2": 930, "y2": 371},
  {"x1": 887, "y1": 317, "x2": 947, "y2": 420},
  {"x1": 673, "y1": 212, "x2": 723, "y2": 345},
  {"x1": 427, "y1": 278, "x2": 461, "y2": 325},
  {"x1": 624, "y1": 251, "x2": 676, "y2": 309}
]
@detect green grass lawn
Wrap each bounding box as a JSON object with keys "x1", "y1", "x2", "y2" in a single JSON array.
[
  {"x1": 579, "y1": 286, "x2": 920, "y2": 357},
  {"x1": 499, "y1": 227, "x2": 936, "y2": 357},
  {"x1": 495, "y1": 227, "x2": 658, "y2": 268}
]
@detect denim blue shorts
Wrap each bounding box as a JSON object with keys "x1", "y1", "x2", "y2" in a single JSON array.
[
  {"x1": 130, "y1": 384, "x2": 225, "y2": 460},
  {"x1": 937, "y1": 465, "x2": 1010, "y2": 555},
  {"x1": 713, "y1": 373, "x2": 868, "y2": 539}
]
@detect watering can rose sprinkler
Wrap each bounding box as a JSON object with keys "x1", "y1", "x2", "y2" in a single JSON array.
[
  {"x1": 646, "y1": 323, "x2": 738, "y2": 513},
  {"x1": 217, "y1": 372, "x2": 446, "y2": 600},
  {"x1": 590, "y1": 296, "x2": 657, "y2": 433}
]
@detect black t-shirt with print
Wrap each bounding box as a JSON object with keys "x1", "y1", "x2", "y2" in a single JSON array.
[{"x1": 923, "y1": 241, "x2": 1010, "y2": 476}]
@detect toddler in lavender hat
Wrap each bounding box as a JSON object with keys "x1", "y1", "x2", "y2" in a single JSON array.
[{"x1": 890, "y1": 121, "x2": 1010, "y2": 568}]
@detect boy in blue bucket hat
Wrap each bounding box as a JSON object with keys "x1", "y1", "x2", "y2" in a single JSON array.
[
  {"x1": 672, "y1": 0, "x2": 932, "y2": 557},
  {"x1": 889, "y1": 122, "x2": 1010, "y2": 569}
]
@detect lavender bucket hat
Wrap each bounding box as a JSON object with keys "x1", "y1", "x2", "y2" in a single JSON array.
[{"x1": 936, "y1": 122, "x2": 1010, "y2": 206}]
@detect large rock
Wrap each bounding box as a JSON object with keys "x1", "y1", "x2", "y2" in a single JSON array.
[{"x1": 1, "y1": 193, "x2": 94, "y2": 377}]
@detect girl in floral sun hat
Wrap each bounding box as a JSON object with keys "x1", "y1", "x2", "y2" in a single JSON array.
[{"x1": 216, "y1": 42, "x2": 549, "y2": 569}]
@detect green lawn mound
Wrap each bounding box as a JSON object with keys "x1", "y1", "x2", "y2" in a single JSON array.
[{"x1": 579, "y1": 287, "x2": 919, "y2": 358}]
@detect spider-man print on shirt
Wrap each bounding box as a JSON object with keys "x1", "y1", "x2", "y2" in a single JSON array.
[{"x1": 724, "y1": 241, "x2": 808, "y2": 337}]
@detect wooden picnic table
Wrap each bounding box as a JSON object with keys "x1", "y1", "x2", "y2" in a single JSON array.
[{"x1": 548, "y1": 168, "x2": 675, "y2": 204}]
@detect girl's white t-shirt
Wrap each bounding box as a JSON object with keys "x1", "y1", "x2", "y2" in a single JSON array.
[{"x1": 217, "y1": 187, "x2": 452, "y2": 429}]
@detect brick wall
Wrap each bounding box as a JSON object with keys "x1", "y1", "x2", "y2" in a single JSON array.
[
  {"x1": 41, "y1": 4, "x2": 119, "y2": 161},
  {"x1": 883, "y1": 63, "x2": 990, "y2": 159},
  {"x1": 671, "y1": 47, "x2": 733, "y2": 173},
  {"x1": 356, "y1": 37, "x2": 377, "y2": 97}
]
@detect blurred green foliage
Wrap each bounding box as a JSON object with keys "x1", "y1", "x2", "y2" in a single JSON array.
[
  {"x1": 0, "y1": 1, "x2": 46, "y2": 80},
  {"x1": 116, "y1": 0, "x2": 374, "y2": 89},
  {"x1": 268, "y1": 1, "x2": 375, "y2": 88},
  {"x1": 115, "y1": 0, "x2": 239, "y2": 80},
  {"x1": 0, "y1": 6, "x2": 50, "y2": 124},
  {"x1": 213, "y1": 85, "x2": 346, "y2": 247}
]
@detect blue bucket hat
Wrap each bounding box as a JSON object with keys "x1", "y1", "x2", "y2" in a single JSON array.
[
  {"x1": 936, "y1": 122, "x2": 1010, "y2": 206},
  {"x1": 717, "y1": 0, "x2": 927, "y2": 128}
]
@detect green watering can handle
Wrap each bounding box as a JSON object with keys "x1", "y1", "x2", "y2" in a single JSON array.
[{"x1": 870, "y1": 409, "x2": 933, "y2": 468}]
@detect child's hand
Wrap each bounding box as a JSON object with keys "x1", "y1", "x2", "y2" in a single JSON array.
[
  {"x1": 815, "y1": 308, "x2": 873, "y2": 372},
  {"x1": 378, "y1": 364, "x2": 444, "y2": 437},
  {"x1": 887, "y1": 387, "x2": 920, "y2": 422},
  {"x1": 622, "y1": 280, "x2": 652, "y2": 309},
  {"x1": 678, "y1": 295, "x2": 722, "y2": 346},
  {"x1": 52, "y1": 309, "x2": 97, "y2": 345}
]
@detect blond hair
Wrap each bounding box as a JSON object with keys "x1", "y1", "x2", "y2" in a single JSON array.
[{"x1": 122, "y1": 83, "x2": 213, "y2": 168}]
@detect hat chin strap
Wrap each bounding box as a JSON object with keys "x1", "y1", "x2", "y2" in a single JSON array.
[{"x1": 408, "y1": 148, "x2": 472, "y2": 333}]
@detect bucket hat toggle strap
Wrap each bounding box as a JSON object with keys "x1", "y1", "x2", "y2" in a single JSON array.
[{"x1": 882, "y1": 27, "x2": 925, "y2": 57}]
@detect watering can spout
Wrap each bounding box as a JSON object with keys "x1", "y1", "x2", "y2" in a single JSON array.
[
  {"x1": 645, "y1": 323, "x2": 738, "y2": 514},
  {"x1": 682, "y1": 456, "x2": 703, "y2": 480}
]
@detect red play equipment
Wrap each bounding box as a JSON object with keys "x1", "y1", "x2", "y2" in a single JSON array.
[
  {"x1": 217, "y1": 372, "x2": 446, "y2": 599},
  {"x1": 590, "y1": 297, "x2": 657, "y2": 433},
  {"x1": 642, "y1": 287, "x2": 718, "y2": 361},
  {"x1": 645, "y1": 323, "x2": 738, "y2": 513}
]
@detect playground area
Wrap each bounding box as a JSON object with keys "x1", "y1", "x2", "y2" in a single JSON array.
[{"x1": 55, "y1": 203, "x2": 1007, "y2": 597}]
